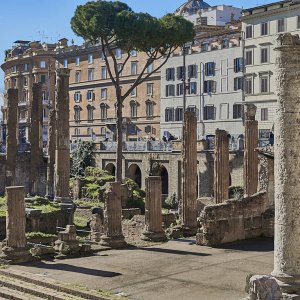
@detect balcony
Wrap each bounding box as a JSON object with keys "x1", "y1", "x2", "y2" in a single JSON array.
[{"x1": 18, "y1": 100, "x2": 28, "y2": 107}]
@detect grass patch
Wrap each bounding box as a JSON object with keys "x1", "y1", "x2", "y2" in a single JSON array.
[
  {"x1": 74, "y1": 199, "x2": 104, "y2": 208},
  {"x1": 74, "y1": 215, "x2": 89, "y2": 230},
  {"x1": 26, "y1": 196, "x2": 60, "y2": 213},
  {"x1": 0, "y1": 210, "x2": 5, "y2": 217},
  {"x1": 26, "y1": 232, "x2": 57, "y2": 239}
]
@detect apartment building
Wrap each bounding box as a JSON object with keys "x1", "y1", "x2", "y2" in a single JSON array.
[
  {"x1": 242, "y1": 0, "x2": 300, "y2": 144},
  {"x1": 1, "y1": 40, "x2": 57, "y2": 143},
  {"x1": 56, "y1": 43, "x2": 161, "y2": 142},
  {"x1": 160, "y1": 23, "x2": 244, "y2": 140}
]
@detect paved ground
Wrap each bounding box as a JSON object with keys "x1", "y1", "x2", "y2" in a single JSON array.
[{"x1": 12, "y1": 237, "x2": 274, "y2": 300}]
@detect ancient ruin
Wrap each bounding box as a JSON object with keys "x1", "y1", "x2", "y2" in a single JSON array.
[
  {"x1": 181, "y1": 111, "x2": 197, "y2": 236},
  {"x1": 214, "y1": 129, "x2": 229, "y2": 203},
  {"x1": 141, "y1": 176, "x2": 167, "y2": 242},
  {"x1": 54, "y1": 68, "x2": 71, "y2": 203},
  {"x1": 5, "y1": 89, "x2": 18, "y2": 187},
  {"x1": 244, "y1": 104, "x2": 258, "y2": 197}
]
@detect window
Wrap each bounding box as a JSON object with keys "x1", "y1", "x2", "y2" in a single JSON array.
[
  {"x1": 101, "y1": 88, "x2": 107, "y2": 100},
  {"x1": 40, "y1": 75, "x2": 46, "y2": 84},
  {"x1": 204, "y1": 105, "x2": 216, "y2": 120},
  {"x1": 205, "y1": 62, "x2": 215, "y2": 76},
  {"x1": 202, "y1": 42, "x2": 209, "y2": 51},
  {"x1": 234, "y1": 77, "x2": 243, "y2": 91},
  {"x1": 23, "y1": 91, "x2": 28, "y2": 102},
  {"x1": 219, "y1": 103, "x2": 229, "y2": 120},
  {"x1": 261, "y1": 48, "x2": 268, "y2": 63},
  {"x1": 87, "y1": 105, "x2": 94, "y2": 121},
  {"x1": 75, "y1": 57, "x2": 80, "y2": 66},
  {"x1": 74, "y1": 92, "x2": 81, "y2": 102},
  {"x1": 147, "y1": 63, "x2": 153, "y2": 73},
  {"x1": 12, "y1": 65, "x2": 17, "y2": 73},
  {"x1": 177, "y1": 66, "x2": 185, "y2": 80},
  {"x1": 115, "y1": 48, "x2": 122, "y2": 59},
  {"x1": 187, "y1": 106, "x2": 198, "y2": 119},
  {"x1": 87, "y1": 90, "x2": 94, "y2": 101},
  {"x1": 200, "y1": 17, "x2": 208, "y2": 25},
  {"x1": 222, "y1": 39, "x2": 229, "y2": 49},
  {"x1": 88, "y1": 69, "x2": 94, "y2": 81},
  {"x1": 101, "y1": 51, "x2": 106, "y2": 61},
  {"x1": 177, "y1": 83, "x2": 184, "y2": 96},
  {"x1": 88, "y1": 54, "x2": 93, "y2": 64},
  {"x1": 74, "y1": 128, "x2": 80, "y2": 136},
  {"x1": 234, "y1": 58, "x2": 243, "y2": 73},
  {"x1": 233, "y1": 104, "x2": 242, "y2": 119},
  {"x1": 165, "y1": 84, "x2": 175, "y2": 97},
  {"x1": 244, "y1": 77, "x2": 253, "y2": 94},
  {"x1": 277, "y1": 19, "x2": 285, "y2": 33},
  {"x1": 130, "y1": 49, "x2": 137, "y2": 57},
  {"x1": 23, "y1": 77, "x2": 28, "y2": 86},
  {"x1": 261, "y1": 108, "x2": 268, "y2": 121},
  {"x1": 189, "y1": 82, "x2": 197, "y2": 94},
  {"x1": 165, "y1": 108, "x2": 174, "y2": 122},
  {"x1": 130, "y1": 101, "x2": 137, "y2": 118},
  {"x1": 147, "y1": 83, "x2": 153, "y2": 95},
  {"x1": 75, "y1": 71, "x2": 81, "y2": 83},
  {"x1": 146, "y1": 100, "x2": 154, "y2": 118},
  {"x1": 131, "y1": 87, "x2": 137, "y2": 97},
  {"x1": 101, "y1": 66, "x2": 107, "y2": 79},
  {"x1": 166, "y1": 68, "x2": 175, "y2": 81},
  {"x1": 63, "y1": 59, "x2": 68, "y2": 68},
  {"x1": 23, "y1": 64, "x2": 29, "y2": 72},
  {"x1": 40, "y1": 61, "x2": 46, "y2": 68},
  {"x1": 188, "y1": 65, "x2": 197, "y2": 78},
  {"x1": 246, "y1": 25, "x2": 253, "y2": 38},
  {"x1": 42, "y1": 91, "x2": 47, "y2": 100},
  {"x1": 87, "y1": 128, "x2": 92, "y2": 136},
  {"x1": 100, "y1": 104, "x2": 107, "y2": 119},
  {"x1": 131, "y1": 62, "x2": 137, "y2": 75},
  {"x1": 74, "y1": 106, "x2": 81, "y2": 121},
  {"x1": 260, "y1": 75, "x2": 269, "y2": 93},
  {"x1": 204, "y1": 80, "x2": 216, "y2": 93},
  {"x1": 245, "y1": 50, "x2": 253, "y2": 65},
  {"x1": 298, "y1": 16, "x2": 300, "y2": 29},
  {"x1": 261, "y1": 22, "x2": 268, "y2": 36},
  {"x1": 175, "y1": 107, "x2": 183, "y2": 121}
]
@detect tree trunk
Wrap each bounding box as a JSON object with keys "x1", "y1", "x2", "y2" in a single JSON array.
[{"x1": 116, "y1": 95, "x2": 123, "y2": 182}]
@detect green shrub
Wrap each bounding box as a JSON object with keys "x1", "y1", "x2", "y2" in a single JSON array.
[{"x1": 164, "y1": 193, "x2": 178, "y2": 210}]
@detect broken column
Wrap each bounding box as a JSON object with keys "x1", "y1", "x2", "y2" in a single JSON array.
[
  {"x1": 54, "y1": 68, "x2": 71, "y2": 203},
  {"x1": 100, "y1": 182, "x2": 127, "y2": 248},
  {"x1": 181, "y1": 111, "x2": 198, "y2": 236},
  {"x1": 46, "y1": 109, "x2": 56, "y2": 199},
  {"x1": 244, "y1": 104, "x2": 258, "y2": 197},
  {"x1": 30, "y1": 83, "x2": 43, "y2": 195},
  {"x1": 0, "y1": 186, "x2": 32, "y2": 263},
  {"x1": 214, "y1": 129, "x2": 229, "y2": 203},
  {"x1": 271, "y1": 33, "x2": 300, "y2": 294},
  {"x1": 141, "y1": 176, "x2": 167, "y2": 242},
  {"x1": 5, "y1": 89, "x2": 18, "y2": 187}
]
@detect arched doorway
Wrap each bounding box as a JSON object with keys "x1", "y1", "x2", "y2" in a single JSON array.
[
  {"x1": 128, "y1": 164, "x2": 142, "y2": 188},
  {"x1": 105, "y1": 163, "x2": 116, "y2": 176},
  {"x1": 160, "y1": 166, "x2": 169, "y2": 196}
]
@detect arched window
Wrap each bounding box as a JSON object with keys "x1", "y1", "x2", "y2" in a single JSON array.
[
  {"x1": 87, "y1": 105, "x2": 94, "y2": 121},
  {"x1": 74, "y1": 105, "x2": 81, "y2": 121},
  {"x1": 130, "y1": 100, "x2": 137, "y2": 119},
  {"x1": 146, "y1": 100, "x2": 154, "y2": 119},
  {"x1": 100, "y1": 103, "x2": 107, "y2": 120}
]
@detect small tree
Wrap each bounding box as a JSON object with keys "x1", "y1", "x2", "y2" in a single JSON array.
[{"x1": 71, "y1": 1, "x2": 194, "y2": 182}]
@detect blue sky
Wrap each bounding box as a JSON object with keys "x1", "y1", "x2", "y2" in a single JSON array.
[{"x1": 0, "y1": 0, "x2": 273, "y2": 94}]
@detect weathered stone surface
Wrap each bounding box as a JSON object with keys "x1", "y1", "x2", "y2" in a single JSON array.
[
  {"x1": 244, "y1": 104, "x2": 258, "y2": 197},
  {"x1": 141, "y1": 176, "x2": 167, "y2": 242},
  {"x1": 90, "y1": 213, "x2": 103, "y2": 243},
  {"x1": 214, "y1": 129, "x2": 229, "y2": 203},
  {"x1": 46, "y1": 109, "x2": 56, "y2": 198},
  {"x1": 100, "y1": 182, "x2": 127, "y2": 248},
  {"x1": 5, "y1": 89, "x2": 18, "y2": 187},
  {"x1": 54, "y1": 225, "x2": 80, "y2": 256},
  {"x1": 54, "y1": 68, "x2": 71, "y2": 203},
  {"x1": 272, "y1": 33, "x2": 300, "y2": 281},
  {"x1": 248, "y1": 275, "x2": 282, "y2": 300},
  {"x1": 181, "y1": 111, "x2": 197, "y2": 236},
  {"x1": 29, "y1": 83, "x2": 43, "y2": 195}
]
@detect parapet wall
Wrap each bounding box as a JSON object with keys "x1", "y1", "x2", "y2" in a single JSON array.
[{"x1": 196, "y1": 191, "x2": 274, "y2": 246}]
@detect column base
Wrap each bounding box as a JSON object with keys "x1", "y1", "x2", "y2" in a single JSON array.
[
  {"x1": 100, "y1": 235, "x2": 127, "y2": 249},
  {"x1": 141, "y1": 230, "x2": 168, "y2": 243},
  {"x1": 0, "y1": 246, "x2": 34, "y2": 264},
  {"x1": 182, "y1": 226, "x2": 198, "y2": 237},
  {"x1": 271, "y1": 272, "x2": 300, "y2": 297},
  {"x1": 54, "y1": 196, "x2": 73, "y2": 204}
]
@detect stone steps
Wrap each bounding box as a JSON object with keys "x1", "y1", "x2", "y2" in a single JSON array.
[{"x1": 0, "y1": 269, "x2": 111, "y2": 300}]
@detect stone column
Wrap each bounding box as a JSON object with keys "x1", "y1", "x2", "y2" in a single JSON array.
[
  {"x1": 30, "y1": 83, "x2": 43, "y2": 195},
  {"x1": 244, "y1": 104, "x2": 258, "y2": 197},
  {"x1": 54, "y1": 68, "x2": 71, "y2": 203},
  {"x1": 141, "y1": 176, "x2": 167, "y2": 242},
  {"x1": 214, "y1": 129, "x2": 229, "y2": 203},
  {"x1": 5, "y1": 89, "x2": 18, "y2": 187},
  {"x1": 181, "y1": 111, "x2": 197, "y2": 236},
  {"x1": 0, "y1": 186, "x2": 32, "y2": 263},
  {"x1": 100, "y1": 182, "x2": 127, "y2": 248},
  {"x1": 46, "y1": 109, "x2": 56, "y2": 198},
  {"x1": 272, "y1": 33, "x2": 300, "y2": 292}
]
